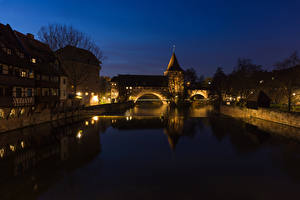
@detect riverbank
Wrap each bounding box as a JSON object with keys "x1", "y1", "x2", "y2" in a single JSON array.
[
  {"x1": 220, "y1": 105, "x2": 300, "y2": 128},
  {"x1": 0, "y1": 102, "x2": 133, "y2": 133}
]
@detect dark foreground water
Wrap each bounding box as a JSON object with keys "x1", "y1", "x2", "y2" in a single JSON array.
[{"x1": 1, "y1": 105, "x2": 300, "y2": 200}]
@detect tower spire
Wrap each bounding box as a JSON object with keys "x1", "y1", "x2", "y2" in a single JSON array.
[{"x1": 172, "y1": 45, "x2": 176, "y2": 53}]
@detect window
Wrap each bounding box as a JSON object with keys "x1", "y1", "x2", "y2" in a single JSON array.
[
  {"x1": 27, "y1": 88, "x2": 32, "y2": 97},
  {"x1": 0, "y1": 109, "x2": 4, "y2": 119},
  {"x1": 29, "y1": 70, "x2": 34, "y2": 78},
  {"x1": 16, "y1": 88, "x2": 22, "y2": 98},
  {"x1": 31, "y1": 58, "x2": 36, "y2": 63},
  {"x1": 21, "y1": 71, "x2": 27, "y2": 78}
]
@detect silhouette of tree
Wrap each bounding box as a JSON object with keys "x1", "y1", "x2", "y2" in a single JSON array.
[
  {"x1": 38, "y1": 24, "x2": 104, "y2": 61},
  {"x1": 211, "y1": 67, "x2": 227, "y2": 105},
  {"x1": 228, "y1": 58, "x2": 263, "y2": 100}
]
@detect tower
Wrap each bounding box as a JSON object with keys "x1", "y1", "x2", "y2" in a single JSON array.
[{"x1": 164, "y1": 52, "x2": 185, "y2": 96}]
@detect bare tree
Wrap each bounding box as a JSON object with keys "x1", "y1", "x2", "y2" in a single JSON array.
[
  {"x1": 38, "y1": 24, "x2": 104, "y2": 61},
  {"x1": 274, "y1": 51, "x2": 300, "y2": 70}
]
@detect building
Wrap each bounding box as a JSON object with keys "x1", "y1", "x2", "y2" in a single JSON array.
[
  {"x1": 111, "y1": 52, "x2": 188, "y2": 103},
  {"x1": 56, "y1": 46, "x2": 102, "y2": 106},
  {"x1": 0, "y1": 23, "x2": 66, "y2": 118}
]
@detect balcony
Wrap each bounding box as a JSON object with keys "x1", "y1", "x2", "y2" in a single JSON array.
[{"x1": 13, "y1": 97, "x2": 35, "y2": 107}]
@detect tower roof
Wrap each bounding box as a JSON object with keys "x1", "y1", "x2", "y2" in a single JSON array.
[{"x1": 166, "y1": 52, "x2": 184, "y2": 72}]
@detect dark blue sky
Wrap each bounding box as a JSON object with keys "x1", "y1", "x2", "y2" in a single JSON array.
[{"x1": 1, "y1": 0, "x2": 300, "y2": 77}]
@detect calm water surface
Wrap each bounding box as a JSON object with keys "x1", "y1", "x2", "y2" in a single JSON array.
[{"x1": 1, "y1": 105, "x2": 300, "y2": 200}]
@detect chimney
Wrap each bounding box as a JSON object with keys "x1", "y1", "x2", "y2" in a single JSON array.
[{"x1": 26, "y1": 33, "x2": 34, "y2": 39}]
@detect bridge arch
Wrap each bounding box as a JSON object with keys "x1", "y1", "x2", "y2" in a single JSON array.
[
  {"x1": 188, "y1": 90, "x2": 209, "y2": 99},
  {"x1": 131, "y1": 91, "x2": 168, "y2": 104}
]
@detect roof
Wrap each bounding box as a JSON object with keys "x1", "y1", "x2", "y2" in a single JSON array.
[
  {"x1": 56, "y1": 45, "x2": 101, "y2": 67},
  {"x1": 166, "y1": 52, "x2": 184, "y2": 72},
  {"x1": 0, "y1": 23, "x2": 64, "y2": 75},
  {"x1": 111, "y1": 74, "x2": 168, "y2": 87}
]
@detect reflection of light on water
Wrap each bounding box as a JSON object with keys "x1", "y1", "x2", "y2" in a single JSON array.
[{"x1": 130, "y1": 104, "x2": 168, "y2": 116}]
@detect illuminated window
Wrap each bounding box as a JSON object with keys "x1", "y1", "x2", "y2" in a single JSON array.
[
  {"x1": 0, "y1": 109, "x2": 4, "y2": 119},
  {"x1": 31, "y1": 58, "x2": 36, "y2": 63},
  {"x1": 0, "y1": 148, "x2": 4, "y2": 158},
  {"x1": 21, "y1": 71, "x2": 27, "y2": 77}
]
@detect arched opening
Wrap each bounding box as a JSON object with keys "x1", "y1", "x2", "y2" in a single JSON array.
[
  {"x1": 135, "y1": 93, "x2": 163, "y2": 105},
  {"x1": 191, "y1": 94, "x2": 205, "y2": 101}
]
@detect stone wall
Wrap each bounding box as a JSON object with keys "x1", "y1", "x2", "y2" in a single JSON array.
[
  {"x1": 0, "y1": 102, "x2": 133, "y2": 133},
  {"x1": 220, "y1": 105, "x2": 300, "y2": 128}
]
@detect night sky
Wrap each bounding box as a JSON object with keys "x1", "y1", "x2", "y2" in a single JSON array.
[{"x1": 1, "y1": 0, "x2": 300, "y2": 78}]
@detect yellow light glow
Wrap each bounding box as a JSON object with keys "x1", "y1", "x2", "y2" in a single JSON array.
[
  {"x1": 21, "y1": 141, "x2": 25, "y2": 148},
  {"x1": 85, "y1": 121, "x2": 89, "y2": 126},
  {"x1": 10, "y1": 145, "x2": 15, "y2": 152},
  {"x1": 90, "y1": 95, "x2": 99, "y2": 105},
  {"x1": 91, "y1": 120, "x2": 95, "y2": 124},
  {"x1": 85, "y1": 92, "x2": 89, "y2": 96},
  {"x1": 0, "y1": 148, "x2": 4, "y2": 158},
  {"x1": 77, "y1": 130, "x2": 83, "y2": 139},
  {"x1": 76, "y1": 92, "x2": 82, "y2": 96},
  {"x1": 293, "y1": 93, "x2": 296, "y2": 96},
  {"x1": 92, "y1": 116, "x2": 99, "y2": 121}
]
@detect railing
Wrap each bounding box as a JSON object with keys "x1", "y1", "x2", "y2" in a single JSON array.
[{"x1": 13, "y1": 97, "x2": 35, "y2": 107}]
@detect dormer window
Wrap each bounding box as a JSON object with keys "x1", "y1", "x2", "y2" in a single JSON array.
[{"x1": 31, "y1": 58, "x2": 36, "y2": 63}]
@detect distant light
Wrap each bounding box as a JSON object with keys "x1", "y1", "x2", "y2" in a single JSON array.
[
  {"x1": 0, "y1": 148, "x2": 4, "y2": 158},
  {"x1": 21, "y1": 141, "x2": 25, "y2": 148},
  {"x1": 31, "y1": 58, "x2": 36, "y2": 63},
  {"x1": 92, "y1": 116, "x2": 99, "y2": 121},
  {"x1": 85, "y1": 121, "x2": 89, "y2": 126},
  {"x1": 208, "y1": 81, "x2": 211, "y2": 85},
  {"x1": 76, "y1": 92, "x2": 82, "y2": 96},
  {"x1": 130, "y1": 87, "x2": 132, "y2": 89},
  {"x1": 77, "y1": 130, "x2": 83, "y2": 139},
  {"x1": 10, "y1": 145, "x2": 15, "y2": 152},
  {"x1": 85, "y1": 92, "x2": 89, "y2": 96},
  {"x1": 259, "y1": 80, "x2": 264, "y2": 84},
  {"x1": 293, "y1": 93, "x2": 296, "y2": 96}
]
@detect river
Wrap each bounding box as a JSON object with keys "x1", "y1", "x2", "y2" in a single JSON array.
[{"x1": 1, "y1": 104, "x2": 300, "y2": 199}]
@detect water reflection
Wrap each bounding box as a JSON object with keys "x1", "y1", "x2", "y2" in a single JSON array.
[{"x1": 1, "y1": 105, "x2": 300, "y2": 199}]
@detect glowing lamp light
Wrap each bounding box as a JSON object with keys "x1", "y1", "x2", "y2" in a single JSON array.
[
  {"x1": 0, "y1": 148, "x2": 4, "y2": 158},
  {"x1": 76, "y1": 92, "x2": 82, "y2": 96},
  {"x1": 90, "y1": 95, "x2": 99, "y2": 105},
  {"x1": 77, "y1": 130, "x2": 83, "y2": 139},
  {"x1": 10, "y1": 145, "x2": 15, "y2": 152},
  {"x1": 293, "y1": 93, "x2": 296, "y2": 96},
  {"x1": 85, "y1": 121, "x2": 89, "y2": 126},
  {"x1": 93, "y1": 116, "x2": 99, "y2": 121},
  {"x1": 85, "y1": 92, "x2": 89, "y2": 96},
  {"x1": 21, "y1": 141, "x2": 25, "y2": 148}
]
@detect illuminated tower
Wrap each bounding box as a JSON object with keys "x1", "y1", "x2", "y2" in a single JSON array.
[{"x1": 164, "y1": 51, "x2": 185, "y2": 96}]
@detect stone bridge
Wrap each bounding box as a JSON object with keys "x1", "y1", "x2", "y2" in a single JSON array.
[
  {"x1": 127, "y1": 87, "x2": 208, "y2": 104},
  {"x1": 128, "y1": 87, "x2": 169, "y2": 104}
]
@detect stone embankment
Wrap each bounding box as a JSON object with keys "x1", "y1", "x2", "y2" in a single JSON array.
[
  {"x1": 220, "y1": 105, "x2": 300, "y2": 140},
  {"x1": 0, "y1": 102, "x2": 133, "y2": 133}
]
